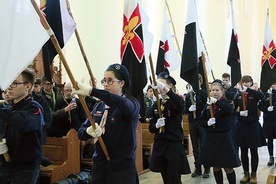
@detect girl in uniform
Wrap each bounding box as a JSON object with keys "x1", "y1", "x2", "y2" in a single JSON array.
[
  {"x1": 148, "y1": 72, "x2": 190, "y2": 184},
  {"x1": 258, "y1": 83, "x2": 276, "y2": 166},
  {"x1": 233, "y1": 75, "x2": 265, "y2": 183},
  {"x1": 198, "y1": 79, "x2": 240, "y2": 184},
  {"x1": 74, "y1": 63, "x2": 140, "y2": 184}
]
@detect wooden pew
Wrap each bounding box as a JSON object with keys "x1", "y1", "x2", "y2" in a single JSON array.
[
  {"x1": 183, "y1": 115, "x2": 193, "y2": 156},
  {"x1": 267, "y1": 175, "x2": 276, "y2": 184},
  {"x1": 141, "y1": 123, "x2": 154, "y2": 159},
  {"x1": 40, "y1": 129, "x2": 80, "y2": 184}
]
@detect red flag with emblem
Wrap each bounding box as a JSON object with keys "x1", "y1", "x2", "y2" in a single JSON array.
[
  {"x1": 121, "y1": 0, "x2": 147, "y2": 118},
  {"x1": 260, "y1": 10, "x2": 276, "y2": 92},
  {"x1": 156, "y1": 10, "x2": 180, "y2": 75}
]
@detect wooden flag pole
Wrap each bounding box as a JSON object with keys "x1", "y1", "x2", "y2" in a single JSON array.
[
  {"x1": 201, "y1": 52, "x2": 215, "y2": 128},
  {"x1": 65, "y1": 0, "x2": 96, "y2": 87},
  {"x1": 149, "y1": 54, "x2": 164, "y2": 133},
  {"x1": 30, "y1": 0, "x2": 110, "y2": 160},
  {"x1": 241, "y1": 92, "x2": 247, "y2": 111},
  {"x1": 269, "y1": 93, "x2": 273, "y2": 106},
  {"x1": 165, "y1": 0, "x2": 181, "y2": 57}
]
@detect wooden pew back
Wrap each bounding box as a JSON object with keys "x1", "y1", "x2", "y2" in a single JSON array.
[{"x1": 40, "y1": 129, "x2": 80, "y2": 184}]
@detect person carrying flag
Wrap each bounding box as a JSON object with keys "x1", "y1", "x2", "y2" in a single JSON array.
[
  {"x1": 75, "y1": 63, "x2": 140, "y2": 184},
  {"x1": 148, "y1": 72, "x2": 190, "y2": 184},
  {"x1": 0, "y1": 69, "x2": 44, "y2": 184}
]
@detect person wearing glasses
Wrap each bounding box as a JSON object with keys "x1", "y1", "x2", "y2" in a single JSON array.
[
  {"x1": 0, "y1": 69, "x2": 44, "y2": 184},
  {"x1": 39, "y1": 75, "x2": 63, "y2": 112},
  {"x1": 39, "y1": 75, "x2": 63, "y2": 137},
  {"x1": 74, "y1": 63, "x2": 140, "y2": 184},
  {"x1": 49, "y1": 82, "x2": 86, "y2": 137}
]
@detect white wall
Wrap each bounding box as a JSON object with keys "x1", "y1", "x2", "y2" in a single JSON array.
[{"x1": 62, "y1": 0, "x2": 276, "y2": 94}]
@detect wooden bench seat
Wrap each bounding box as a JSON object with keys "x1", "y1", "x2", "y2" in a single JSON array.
[
  {"x1": 40, "y1": 129, "x2": 80, "y2": 184},
  {"x1": 183, "y1": 115, "x2": 193, "y2": 156}
]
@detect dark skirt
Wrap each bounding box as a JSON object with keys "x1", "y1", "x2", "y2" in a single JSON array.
[
  {"x1": 263, "y1": 120, "x2": 276, "y2": 139},
  {"x1": 235, "y1": 120, "x2": 266, "y2": 148},
  {"x1": 198, "y1": 131, "x2": 241, "y2": 168},
  {"x1": 149, "y1": 141, "x2": 191, "y2": 175}
]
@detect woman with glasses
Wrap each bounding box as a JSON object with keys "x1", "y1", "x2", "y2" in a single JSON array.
[{"x1": 74, "y1": 63, "x2": 140, "y2": 184}]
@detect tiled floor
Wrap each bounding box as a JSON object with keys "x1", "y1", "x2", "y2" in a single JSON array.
[{"x1": 139, "y1": 145, "x2": 276, "y2": 183}]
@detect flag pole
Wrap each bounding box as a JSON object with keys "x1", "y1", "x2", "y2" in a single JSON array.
[
  {"x1": 149, "y1": 54, "x2": 164, "y2": 133},
  {"x1": 65, "y1": 0, "x2": 96, "y2": 87},
  {"x1": 199, "y1": 31, "x2": 215, "y2": 80},
  {"x1": 30, "y1": 0, "x2": 110, "y2": 161},
  {"x1": 201, "y1": 52, "x2": 215, "y2": 128},
  {"x1": 165, "y1": 0, "x2": 181, "y2": 57}
]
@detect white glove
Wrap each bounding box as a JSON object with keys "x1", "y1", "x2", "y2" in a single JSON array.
[
  {"x1": 268, "y1": 106, "x2": 274, "y2": 112},
  {"x1": 240, "y1": 110, "x2": 248, "y2": 117},
  {"x1": 86, "y1": 124, "x2": 103, "y2": 138},
  {"x1": 0, "y1": 139, "x2": 8, "y2": 155},
  {"x1": 240, "y1": 86, "x2": 247, "y2": 92},
  {"x1": 152, "y1": 81, "x2": 166, "y2": 91},
  {"x1": 207, "y1": 97, "x2": 217, "y2": 105},
  {"x1": 156, "y1": 117, "x2": 165, "y2": 128},
  {"x1": 72, "y1": 81, "x2": 92, "y2": 96},
  {"x1": 207, "y1": 118, "x2": 216, "y2": 126},
  {"x1": 267, "y1": 88, "x2": 273, "y2": 94},
  {"x1": 189, "y1": 104, "x2": 196, "y2": 112}
]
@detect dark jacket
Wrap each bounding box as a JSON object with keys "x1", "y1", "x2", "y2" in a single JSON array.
[
  {"x1": 32, "y1": 92, "x2": 53, "y2": 144},
  {"x1": 149, "y1": 90, "x2": 185, "y2": 142},
  {"x1": 184, "y1": 89, "x2": 208, "y2": 123},
  {"x1": 50, "y1": 97, "x2": 86, "y2": 137},
  {"x1": 78, "y1": 88, "x2": 140, "y2": 171},
  {"x1": 0, "y1": 97, "x2": 43, "y2": 173}
]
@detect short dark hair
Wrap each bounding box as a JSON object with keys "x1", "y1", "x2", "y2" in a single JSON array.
[
  {"x1": 222, "y1": 73, "x2": 230, "y2": 79},
  {"x1": 21, "y1": 69, "x2": 35, "y2": 85}
]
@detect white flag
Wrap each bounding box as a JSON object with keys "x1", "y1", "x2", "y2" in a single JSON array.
[{"x1": 0, "y1": 0, "x2": 49, "y2": 90}]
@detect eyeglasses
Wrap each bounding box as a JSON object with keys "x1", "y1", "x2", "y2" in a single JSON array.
[
  {"x1": 100, "y1": 78, "x2": 121, "y2": 86},
  {"x1": 9, "y1": 81, "x2": 28, "y2": 88}
]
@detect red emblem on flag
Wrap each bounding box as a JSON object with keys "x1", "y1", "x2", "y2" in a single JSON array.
[
  {"x1": 120, "y1": 5, "x2": 144, "y2": 63},
  {"x1": 262, "y1": 40, "x2": 276, "y2": 69}
]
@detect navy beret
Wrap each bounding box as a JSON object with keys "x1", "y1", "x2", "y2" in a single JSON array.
[
  {"x1": 157, "y1": 72, "x2": 176, "y2": 85},
  {"x1": 106, "y1": 63, "x2": 131, "y2": 88},
  {"x1": 212, "y1": 79, "x2": 225, "y2": 88}
]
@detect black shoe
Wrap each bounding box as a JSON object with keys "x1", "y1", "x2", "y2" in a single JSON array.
[
  {"x1": 191, "y1": 169, "x2": 202, "y2": 177},
  {"x1": 268, "y1": 156, "x2": 274, "y2": 166},
  {"x1": 203, "y1": 170, "x2": 211, "y2": 178}
]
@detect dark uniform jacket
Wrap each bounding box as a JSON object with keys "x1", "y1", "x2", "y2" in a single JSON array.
[
  {"x1": 0, "y1": 96, "x2": 43, "y2": 173},
  {"x1": 78, "y1": 88, "x2": 140, "y2": 171},
  {"x1": 184, "y1": 89, "x2": 207, "y2": 123}
]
